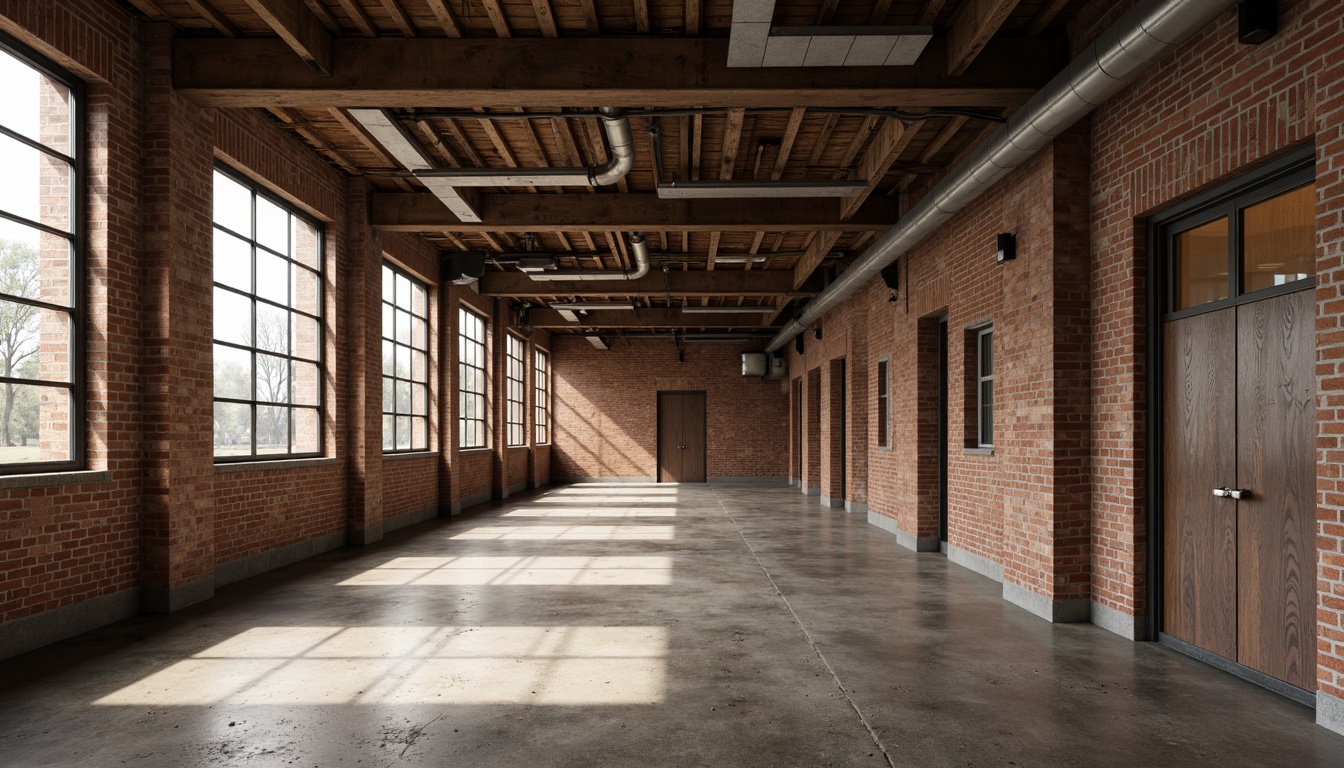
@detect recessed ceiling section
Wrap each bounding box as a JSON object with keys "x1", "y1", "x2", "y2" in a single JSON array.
[{"x1": 729, "y1": 0, "x2": 932, "y2": 68}]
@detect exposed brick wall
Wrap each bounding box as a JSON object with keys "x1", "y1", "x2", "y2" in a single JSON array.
[
  {"x1": 552, "y1": 338, "x2": 788, "y2": 480},
  {"x1": 0, "y1": 0, "x2": 144, "y2": 624},
  {"x1": 793, "y1": 136, "x2": 1093, "y2": 605},
  {"x1": 382, "y1": 455, "x2": 438, "y2": 520},
  {"x1": 1087, "y1": 0, "x2": 1344, "y2": 699}
]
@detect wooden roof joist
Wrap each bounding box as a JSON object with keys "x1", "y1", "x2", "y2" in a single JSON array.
[
  {"x1": 526, "y1": 308, "x2": 774, "y2": 329},
  {"x1": 173, "y1": 37, "x2": 1065, "y2": 109},
  {"x1": 479, "y1": 270, "x2": 818, "y2": 298},
  {"x1": 371, "y1": 192, "x2": 897, "y2": 233}
]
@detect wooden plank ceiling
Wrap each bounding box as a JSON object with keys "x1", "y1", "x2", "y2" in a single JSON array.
[{"x1": 133, "y1": 0, "x2": 1086, "y2": 335}]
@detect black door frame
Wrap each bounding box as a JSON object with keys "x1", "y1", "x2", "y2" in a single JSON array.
[
  {"x1": 1144, "y1": 144, "x2": 1316, "y2": 705},
  {"x1": 937, "y1": 316, "x2": 949, "y2": 545},
  {"x1": 656, "y1": 390, "x2": 708, "y2": 483}
]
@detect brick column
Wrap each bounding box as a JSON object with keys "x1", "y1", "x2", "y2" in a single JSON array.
[
  {"x1": 344, "y1": 178, "x2": 383, "y2": 544},
  {"x1": 139, "y1": 24, "x2": 216, "y2": 611},
  {"x1": 802, "y1": 367, "x2": 821, "y2": 496},
  {"x1": 819, "y1": 358, "x2": 845, "y2": 507}
]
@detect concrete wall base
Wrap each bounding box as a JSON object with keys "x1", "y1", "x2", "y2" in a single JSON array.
[
  {"x1": 865, "y1": 513, "x2": 936, "y2": 551},
  {"x1": 844, "y1": 500, "x2": 868, "y2": 515},
  {"x1": 451, "y1": 490, "x2": 494, "y2": 514},
  {"x1": 555, "y1": 476, "x2": 657, "y2": 484},
  {"x1": 384, "y1": 504, "x2": 439, "y2": 535},
  {"x1": 709, "y1": 476, "x2": 788, "y2": 485},
  {"x1": 819, "y1": 495, "x2": 844, "y2": 508},
  {"x1": 217, "y1": 530, "x2": 348, "y2": 588},
  {"x1": 802, "y1": 486, "x2": 820, "y2": 496},
  {"x1": 0, "y1": 588, "x2": 141, "y2": 662},
  {"x1": 946, "y1": 543, "x2": 1004, "y2": 583},
  {"x1": 1319, "y1": 691, "x2": 1344, "y2": 737},
  {"x1": 529, "y1": 477, "x2": 551, "y2": 489},
  {"x1": 347, "y1": 525, "x2": 383, "y2": 546},
  {"x1": 505, "y1": 481, "x2": 529, "y2": 497},
  {"x1": 1003, "y1": 582, "x2": 1090, "y2": 623},
  {"x1": 1090, "y1": 600, "x2": 1147, "y2": 640},
  {"x1": 142, "y1": 576, "x2": 214, "y2": 614}
]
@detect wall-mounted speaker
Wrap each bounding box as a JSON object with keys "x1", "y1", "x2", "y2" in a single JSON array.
[
  {"x1": 995, "y1": 233, "x2": 1016, "y2": 263},
  {"x1": 794, "y1": 334, "x2": 804, "y2": 354},
  {"x1": 880, "y1": 262, "x2": 900, "y2": 290},
  {"x1": 1238, "y1": 0, "x2": 1277, "y2": 45}
]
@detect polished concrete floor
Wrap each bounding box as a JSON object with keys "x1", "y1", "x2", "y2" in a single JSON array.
[{"x1": 2, "y1": 482, "x2": 1343, "y2": 767}]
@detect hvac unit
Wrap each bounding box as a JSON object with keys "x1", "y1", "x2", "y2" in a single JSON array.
[{"x1": 741, "y1": 352, "x2": 768, "y2": 377}]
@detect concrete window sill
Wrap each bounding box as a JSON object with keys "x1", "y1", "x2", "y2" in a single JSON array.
[
  {"x1": 382, "y1": 451, "x2": 441, "y2": 462},
  {"x1": 0, "y1": 469, "x2": 113, "y2": 490},
  {"x1": 215, "y1": 457, "x2": 338, "y2": 474},
  {"x1": 963, "y1": 447, "x2": 995, "y2": 457}
]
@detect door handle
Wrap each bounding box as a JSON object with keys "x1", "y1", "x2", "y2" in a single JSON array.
[
  {"x1": 679, "y1": 444, "x2": 686, "y2": 449},
  {"x1": 1227, "y1": 488, "x2": 1251, "y2": 500},
  {"x1": 1212, "y1": 487, "x2": 1231, "y2": 498}
]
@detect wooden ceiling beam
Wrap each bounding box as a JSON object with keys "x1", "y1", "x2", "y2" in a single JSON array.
[
  {"x1": 917, "y1": 0, "x2": 949, "y2": 26},
  {"x1": 947, "y1": 0, "x2": 1025, "y2": 76},
  {"x1": 481, "y1": 0, "x2": 513, "y2": 37},
  {"x1": 685, "y1": 0, "x2": 701, "y2": 35},
  {"x1": 791, "y1": 231, "x2": 841, "y2": 290},
  {"x1": 184, "y1": 0, "x2": 240, "y2": 36},
  {"x1": 1025, "y1": 0, "x2": 1071, "y2": 36},
  {"x1": 840, "y1": 118, "x2": 919, "y2": 219},
  {"x1": 331, "y1": 0, "x2": 377, "y2": 36},
  {"x1": 423, "y1": 0, "x2": 464, "y2": 36},
  {"x1": 771, "y1": 108, "x2": 805, "y2": 181},
  {"x1": 371, "y1": 193, "x2": 899, "y2": 233},
  {"x1": 532, "y1": 0, "x2": 559, "y2": 38},
  {"x1": 579, "y1": 0, "x2": 601, "y2": 33},
  {"x1": 173, "y1": 37, "x2": 1064, "y2": 108},
  {"x1": 528, "y1": 308, "x2": 773, "y2": 329},
  {"x1": 241, "y1": 0, "x2": 331, "y2": 74},
  {"x1": 378, "y1": 0, "x2": 418, "y2": 37}
]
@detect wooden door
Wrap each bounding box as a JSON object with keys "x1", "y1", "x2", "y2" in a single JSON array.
[
  {"x1": 1162, "y1": 289, "x2": 1317, "y2": 690},
  {"x1": 658, "y1": 391, "x2": 706, "y2": 483},
  {"x1": 1236, "y1": 289, "x2": 1316, "y2": 689},
  {"x1": 1162, "y1": 307, "x2": 1238, "y2": 659}
]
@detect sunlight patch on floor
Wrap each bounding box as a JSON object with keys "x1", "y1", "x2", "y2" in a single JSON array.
[
  {"x1": 502, "y1": 507, "x2": 677, "y2": 518},
  {"x1": 95, "y1": 626, "x2": 667, "y2": 706},
  {"x1": 337, "y1": 555, "x2": 675, "y2": 586},
  {"x1": 449, "y1": 525, "x2": 675, "y2": 541}
]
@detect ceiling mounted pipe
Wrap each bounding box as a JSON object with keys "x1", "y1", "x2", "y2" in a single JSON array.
[
  {"x1": 765, "y1": 0, "x2": 1238, "y2": 353},
  {"x1": 527, "y1": 233, "x2": 651, "y2": 282},
  {"x1": 413, "y1": 107, "x2": 634, "y2": 188}
]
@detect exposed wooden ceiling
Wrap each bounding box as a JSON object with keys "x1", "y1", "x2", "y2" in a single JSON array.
[{"x1": 125, "y1": 0, "x2": 1087, "y2": 334}]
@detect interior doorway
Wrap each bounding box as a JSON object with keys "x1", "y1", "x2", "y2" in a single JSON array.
[
  {"x1": 1152, "y1": 149, "x2": 1317, "y2": 702},
  {"x1": 657, "y1": 391, "x2": 707, "y2": 483}
]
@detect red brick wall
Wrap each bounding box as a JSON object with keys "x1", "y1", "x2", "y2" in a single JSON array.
[
  {"x1": 552, "y1": 337, "x2": 788, "y2": 480},
  {"x1": 0, "y1": 0, "x2": 143, "y2": 624},
  {"x1": 1086, "y1": 0, "x2": 1344, "y2": 698},
  {"x1": 382, "y1": 456, "x2": 438, "y2": 520},
  {"x1": 793, "y1": 135, "x2": 1093, "y2": 604}
]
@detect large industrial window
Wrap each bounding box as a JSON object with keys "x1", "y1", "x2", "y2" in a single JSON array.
[
  {"x1": 876, "y1": 359, "x2": 889, "y2": 449},
  {"x1": 505, "y1": 334, "x2": 525, "y2": 447},
  {"x1": 534, "y1": 348, "x2": 549, "y2": 444},
  {"x1": 0, "y1": 40, "x2": 82, "y2": 472},
  {"x1": 458, "y1": 307, "x2": 486, "y2": 449},
  {"x1": 382, "y1": 262, "x2": 429, "y2": 453},
  {"x1": 212, "y1": 166, "x2": 324, "y2": 459},
  {"x1": 975, "y1": 327, "x2": 993, "y2": 448}
]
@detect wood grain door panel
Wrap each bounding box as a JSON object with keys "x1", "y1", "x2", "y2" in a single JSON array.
[
  {"x1": 658, "y1": 392, "x2": 706, "y2": 483},
  {"x1": 1236, "y1": 290, "x2": 1317, "y2": 689},
  {"x1": 1162, "y1": 308, "x2": 1238, "y2": 660}
]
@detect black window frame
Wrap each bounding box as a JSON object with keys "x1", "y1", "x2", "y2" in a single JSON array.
[
  {"x1": 505, "y1": 333, "x2": 526, "y2": 447},
  {"x1": 534, "y1": 347, "x2": 550, "y2": 445},
  {"x1": 211, "y1": 163, "x2": 326, "y2": 462},
  {"x1": 875, "y1": 358, "x2": 889, "y2": 449},
  {"x1": 976, "y1": 327, "x2": 993, "y2": 449},
  {"x1": 0, "y1": 33, "x2": 86, "y2": 475},
  {"x1": 458, "y1": 306, "x2": 487, "y2": 449},
  {"x1": 381, "y1": 260, "x2": 431, "y2": 454},
  {"x1": 1158, "y1": 146, "x2": 1317, "y2": 322}
]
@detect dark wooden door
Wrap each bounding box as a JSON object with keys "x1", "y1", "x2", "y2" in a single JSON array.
[
  {"x1": 658, "y1": 391, "x2": 706, "y2": 483},
  {"x1": 1236, "y1": 289, "x2": 1316, "y2": 689},
  {"x1": 1162, "y1": 289, "x2": 1317, "y2": 690},
  {"x1": 1162, "y1": 307, "x2": 1238, "y2": 660}
]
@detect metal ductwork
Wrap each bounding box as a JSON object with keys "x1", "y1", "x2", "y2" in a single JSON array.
[
  {"x1": 413, "y1": 107, "x2": 635, "y2": 188},
  {"x1": 528, "y1": 232, "x2": 651, "y2": 282},
  {"x1": 766, "y1": 0, "x2": 1238, "y2": 353}
]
